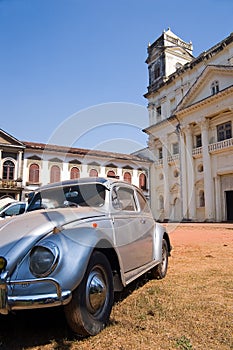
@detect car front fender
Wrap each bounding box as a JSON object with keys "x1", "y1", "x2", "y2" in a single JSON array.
[{"x1": 11, "y1": 226, "x2": 116, "y2": 296}]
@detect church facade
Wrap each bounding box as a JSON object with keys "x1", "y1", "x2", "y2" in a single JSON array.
[{"x1": 143, "y1": 29, "x2": 233, "y2": 222}]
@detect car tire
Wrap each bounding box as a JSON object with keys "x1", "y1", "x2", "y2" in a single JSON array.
[
  {"x1": 150, "y1": 239, "x2": 169, "y2": 279},
  {"x1": 64, "y1": 251, "x2": 114, "y2": 336}
]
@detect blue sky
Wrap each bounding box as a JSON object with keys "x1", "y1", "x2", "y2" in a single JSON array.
[{"x1": 0, "y1": 0, "x2": 233, "y2": 153}]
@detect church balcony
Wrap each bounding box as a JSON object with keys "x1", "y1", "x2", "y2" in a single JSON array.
[
  {"x1": 168, "y1": 154, "x2": 180, "y2": 164},
  {"x1": 154, "y1": 159, "x2": 163, "y2": 167},
  {"x1": 208, "y1": 138, "x2": 233, "y2": 153},
  {"x1": 192, "y1": 146, "x2": 203, "y2": 158}
]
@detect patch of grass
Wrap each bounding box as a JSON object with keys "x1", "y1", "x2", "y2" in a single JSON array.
[{"x1": 176, "y1": 336, "x2": 193, "y2": 350}]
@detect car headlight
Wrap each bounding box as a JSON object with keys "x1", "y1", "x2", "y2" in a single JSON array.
[{"x1": 29, "y1": 242, "x2": 59, "y2": 277}]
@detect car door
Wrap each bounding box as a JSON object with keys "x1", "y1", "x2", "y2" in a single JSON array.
[{"x1": 110, "y1": 185, "x2": 153, "y2": 273}]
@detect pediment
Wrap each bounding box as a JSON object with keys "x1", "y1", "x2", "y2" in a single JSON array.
[
  {"x1": 168, "y1": 46, "x2": 192, "y2": 59},
  {"x1": 176, "y1": 65, "x2": 233, "y2": 112},
  {"x1": 0, "y1": 129, "x2": 25, "y2": 148},
  {"x1": 69, "y1": 159, "x2": 82, "y2": 165},
  {"x1": 88, "y1": 161, "x2": 100, "y2": 166},
  {"x1": 106, "y1": 163, "x2": 117, "y2": 168},
  {"x1": 26, "y1": 155, "x2": 42, "y2": 161},
  {"x1": 123, "y1": 165, "x2": 133, "y2": 170},
  {"x1": 49, "y1": 157, "x2": 63, "y2": 163}
]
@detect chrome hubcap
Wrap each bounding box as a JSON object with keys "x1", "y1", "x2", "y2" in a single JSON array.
[{"x1": 86, "y1": 268, "x2": 107, "y2": 315}]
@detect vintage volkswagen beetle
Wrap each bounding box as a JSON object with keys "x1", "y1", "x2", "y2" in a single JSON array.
[{"x1": 0, "y1": 177, "x2": 171, "y2": 336}]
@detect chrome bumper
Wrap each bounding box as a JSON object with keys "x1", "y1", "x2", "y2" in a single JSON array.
[{"x1": 0, "y1": 275, "x2": 72, "y2": 315}]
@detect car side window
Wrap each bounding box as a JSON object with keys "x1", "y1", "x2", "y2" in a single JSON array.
[
  {"x1": 112, "y1": 186, "x2": 137, "y2": 211},
  {"x1": 136, "y1": 191, "x2": 151, "y2": 214},
  {"x1": 5, "y1": 203, "x2": 25, "y2": 216}
]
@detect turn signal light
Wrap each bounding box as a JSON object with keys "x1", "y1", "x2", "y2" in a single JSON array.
[{"x1": 0, "y1": 257, "x2": 7, "y2": 271}]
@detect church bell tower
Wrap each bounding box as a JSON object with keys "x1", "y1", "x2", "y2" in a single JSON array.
[{"x1": 146, "y1": 28, "x2": 193, "y2": 93}]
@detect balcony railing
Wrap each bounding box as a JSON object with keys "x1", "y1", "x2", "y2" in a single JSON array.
[
  {"x1": 0, "y1": 180, "x2": 23, "y2": 189},
  {"x1": 155, "y1": 137, "x2": 233, "y2": 167},
  {"x1": 168, "y1": 154, "x2": 180, "y2": 164},
  {"x1": 155, "y1": 159, "x2": 163, "y2": 167},
  {"x1": 208, "y1": 138, "x2": 233, "y2": 153},
  {"x1": 192, "y1": 146, "x2": 202, "y2": 157}
]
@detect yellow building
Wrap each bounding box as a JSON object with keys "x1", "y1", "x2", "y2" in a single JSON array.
[{"x1": 0, "y1": 130, "x2": 150, "y2": 201}]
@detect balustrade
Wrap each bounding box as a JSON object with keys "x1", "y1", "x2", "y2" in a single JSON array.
[
  {"x1": 0, "y1": 180, "x2": 22, "y2": 189},
  {"x1": 153, "y1": 137, "x2": 233, "y2": 168},
  {"x1": 208, "y1": 138, "x2": 233, "y2": 152}
]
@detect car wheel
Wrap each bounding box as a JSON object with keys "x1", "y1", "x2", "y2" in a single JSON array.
[
  {"x1": 151, "y1": 239, "x2": 168, "y2": 279},
  {"x1": 64, "y1": 251, "x2": 114, "y2": 336}
]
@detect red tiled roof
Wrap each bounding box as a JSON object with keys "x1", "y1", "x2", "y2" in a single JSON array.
[{"x1": 23, "y1": 141, "x2": 151, "y2": 163}]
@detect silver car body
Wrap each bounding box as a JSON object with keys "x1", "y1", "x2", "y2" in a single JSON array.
[
  {"x1": 0, "y1": 177, "x2": 170, "y2": 315},
  {"x1": 0, "y1": 201, "x2": 26, "y2": 220}
]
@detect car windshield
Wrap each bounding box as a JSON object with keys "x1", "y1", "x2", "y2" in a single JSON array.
[{"x1": 27, "y1": 183, "x2": 106, "y2": 211}]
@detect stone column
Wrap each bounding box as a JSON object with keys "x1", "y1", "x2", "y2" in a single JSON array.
[
  {"x1": 17, "y1": 151, "x2": 23, "y2": 179},
  {"x1": 41, "y1": 160, "x2": 49, "y2": 186},
  {"x1": 214, "y1": 175, "x2": 221, "y2": 222},
  {"x1": 148, "y1": 103, "x2": 155, "y2": 125},
  {"x1": 22, "y1": 157, "x2": 27, "y2": 187},
  {"x1": 115, "y1": 167, "x2": 121, "y2": 180},
  {"x1": 132, "y1": 169, "x2": 138, "y2": 187},
  {"x1": 149, "y1": 163, "x2": 157, "y2": 218},
  {"x1": 161, "y1": 135, "x2": 170, "y2": 221},
  {"x1": 81, "y1": 164, "x2": 89, "y2": 177},
  {"x1": 179, "y1": 130, "x2": 188, "y2": 220},
  {"x1": 62, "y1": 162, "x2": 69, "y2": 180},
  {"x1": 201, "y1": 120, "x2": 214, "y2": 221},
  {"x1": 185, "y1": 125, "x2": 196, "y2": 220},
  {"x1": 98, "y1": 166, "x2": 104, "y2": 177}
]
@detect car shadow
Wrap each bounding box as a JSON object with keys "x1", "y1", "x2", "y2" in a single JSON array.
[
  {"x1": 0, "y1": 274, "x2": 151, "y2": 349},
  {"x1": 0, "y1": 308, "x2": 74, "y2": 350},
  {"x1": 114, "y1": 272, "x2": 150, "y2": 304}
]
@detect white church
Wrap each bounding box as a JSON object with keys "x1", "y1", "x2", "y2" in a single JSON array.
[{"x1": 141, "y1": 28, "x2": 233, "y2": 222}]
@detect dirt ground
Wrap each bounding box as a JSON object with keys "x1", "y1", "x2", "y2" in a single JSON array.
[
  {"x1": 166, "y1": 222, "x2": 233, "y2": 246},
  {"x1": 0, "y1": 223, "x2": 232, "y2": 350}
]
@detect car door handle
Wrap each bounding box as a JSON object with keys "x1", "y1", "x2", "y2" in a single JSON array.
[{"x1": 140, "y1": 219, "x2": 146, "y2": 224}]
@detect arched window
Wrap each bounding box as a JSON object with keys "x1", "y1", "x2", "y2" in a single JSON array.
[
  {"x1": 107, "y1": 170, "x2": 116, "y2": 178},
  {"x1": 123, "y1": 172, "x2": 131, "y2": 184},
  {"x1": 197, "y1": 164, "x2": 204, "y2": 173},
  {"x1": 50, "y1": 165, "x2": 61, "y2": 183},
  {"x1": 159, "y1": 195, "x2": 164, "y2": 210},
  {"x1": 89, "y1": 169, "x2": 98, "y2": 177},
  {"x1": 3, "y1": 160, "x2": 15, "y2": 180},
  {"x1": 199, "y1": 190, "x2": 205, "y2": 207},
  {"x1": 154, "y1": 66, "x2": 160, "y2": 79},
  {"x1": 29, "y1": 164, "x2": 40, "y2": 183},
  {"x1": 211, "y1": 81, "x2": 219, "y2": 95},
  {"x1": 139, "y1": 173, "x2": 147, "y2": 190},
  {"x1": 70, "y1": 167, "x2": 80, "y2": 179}
]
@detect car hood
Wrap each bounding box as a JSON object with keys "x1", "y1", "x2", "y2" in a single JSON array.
[{"x1": 0, "y1": 207, "x2": 105, "y2": 272}]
